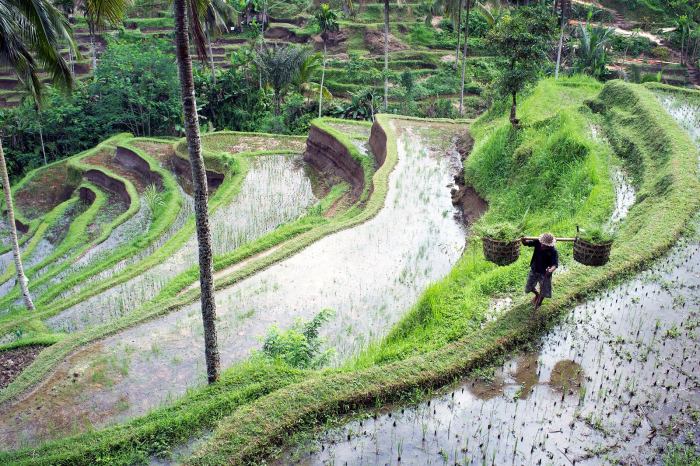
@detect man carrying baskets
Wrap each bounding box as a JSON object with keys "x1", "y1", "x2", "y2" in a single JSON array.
[{"x1": 522, "y1": 232, "x2": 559, "y2": 310}]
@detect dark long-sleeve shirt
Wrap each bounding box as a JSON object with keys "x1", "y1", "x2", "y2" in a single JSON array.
[{"x1": 522, "y1": 239, "x2": 559, "y2": 274}]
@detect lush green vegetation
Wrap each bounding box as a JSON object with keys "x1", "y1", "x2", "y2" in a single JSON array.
[
  {"x1": 5, "y1": 76, "x2": 697, "y2": 465},
  {"x1": 2, "y1": 0, "x2": 700, "y2": 463}
]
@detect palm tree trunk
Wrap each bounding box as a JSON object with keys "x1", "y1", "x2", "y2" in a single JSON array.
[
  {"x1": 89, "y1": 23, "x2": 98, "y2": 71},
  {"x1": 274, "y1": 90, "x2": 281, "y2": 116},
  {"x1": 0, "y1": 138, "x2": 34, "y2": 310},
  {"x1": 555, "y1": 15, "x2": 565, "y2": 79},
  {"x1": 510, "y1": 91, "x2": 517, "y2": 125},
  {"x1": 454, "y1": 0, "x2": 462, "y2": 64},
  {"x1": 38, "y1": 122, "x2": 47, "y2": 165},
  {"x1": 383, "y1": 0, "x2": 390, "y2": 112},
  {"x1": 173, "y1": 0, "x2": 220, "y2": 384},
  {"x1": 319, "y1": 41, "x2": 327, "y2": 118},
  {"x1": 458, "y1": 0, "x2": 471, "y2": 116},
  {"x1": 206, "y1": 26, "x2": 217, "y2": 84}
]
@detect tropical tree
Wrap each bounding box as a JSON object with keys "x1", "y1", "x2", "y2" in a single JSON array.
[
  {"x1": 573, "y1": 22, "x2": 614, "y2": 79},
  {"x1": 203, "y1": 0, "x2": 237, "y2": 83},
  {"x1": 254, "y1": 44, "x2": 311, "y2": 116},
  {"x1": 173, "y1": 0, "x2": 221, "y2": 383},
  {"x1": 487, "y1": 4, "x2": 556, "y2": 125},
  {"x1": 0, "y1": 0, "x2": 78, "y2": 310},
  {"x1": 380, "y1": 0, "x2": 406, "y2": 111},
  {"x1": 383, "y1": 0, "x2": 390, "y2": 111},
  {"x1": 77, "y1": 0, "x2": 131, "y2": 70},
  {"x1": 293, "y1": 52, "x2": 332, "y2": 104},
  {"x1": 458, "y1": 0, "x2": 472, "y2": 116},
  {"x1": 677, "y1": 14, "x2": 690, "y2": 65},
  {"x1": 314, "y1": 3, "x2": 339, "y2": 117}
]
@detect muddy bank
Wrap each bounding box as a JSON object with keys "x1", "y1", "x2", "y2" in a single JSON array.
[
  {"x1": 0, "y1": 346, "x2": 43, "y2": 390},
  {"x1": 114, "y1": 146, "x2": 163, "y2": 190},
  {"x1": 304, "y1": 125, "x2": 367, "y2": 200},
  {"x1": 450, "y1": 132, "x2": 487, "y2": 225}
]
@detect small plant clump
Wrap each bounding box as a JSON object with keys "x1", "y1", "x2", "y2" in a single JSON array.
[
  {"x1": 578, "y1": 225, "x2": 616, "y2": 244},
  {"x1": 474, "y1": 221, "x2": 523, "y2": 242}
]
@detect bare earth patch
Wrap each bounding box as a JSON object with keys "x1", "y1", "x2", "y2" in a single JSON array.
[{"x1": 1, "y1": 346, "x2": 43, "y2": 390}]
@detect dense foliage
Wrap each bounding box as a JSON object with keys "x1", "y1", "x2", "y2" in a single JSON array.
[{"x1": 0, "y1": 39, "x2": 181, "y2": 179}]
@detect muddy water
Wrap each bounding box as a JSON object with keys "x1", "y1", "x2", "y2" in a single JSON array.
[
  {"x1": 45, "y1": 155, "x2": 317, "y2": 333},
  {"x1": 0, "y1": 121, "x2": 469, "y2": 448},
  {"x1": 46, "y1": 186, "x2": 193, "y2": 301},
  {"x1": 66, "y1": 195, "x2": 152, "y2": 272},
  {"x1": 607, "y1": 167, "x2": 635, "y2": 228},
  {"x1": 283, "y1": 233, "x2": 700, "y2": 465}
]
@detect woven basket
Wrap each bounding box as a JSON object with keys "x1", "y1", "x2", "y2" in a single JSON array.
[
  {"x1": 482, "y1": 237, "x2": 520, "y2": 266},
  {"x1": 573, "y1": 238, "x2": 612, "y2": 266}
]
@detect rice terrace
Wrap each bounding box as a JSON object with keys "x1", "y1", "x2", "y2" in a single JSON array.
[{"x1": 1, "y1": 0, "x2": 700, "y2": 465}]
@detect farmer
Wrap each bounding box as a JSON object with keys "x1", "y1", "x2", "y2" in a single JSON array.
[{"x1": 522, "y1": 232, "x2": 559, "y2": 309}]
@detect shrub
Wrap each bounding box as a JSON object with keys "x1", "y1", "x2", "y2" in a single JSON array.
[
  {"x1": 610, "y1": 34, "x2": 654, "y2": 56},
  {"x1": 650, "y1": 46, "x2": 671, "y2": 60},
  {"x1": 261, "y1": 309, "x2": 335, "y2": 369}
]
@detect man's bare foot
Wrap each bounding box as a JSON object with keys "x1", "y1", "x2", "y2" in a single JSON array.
[
  {"x1": 535, "y1": 295, "x2": 544, "y2": 309},
  {"x1": 531, "y1": 294, "x2": 539, "y2": 306}
]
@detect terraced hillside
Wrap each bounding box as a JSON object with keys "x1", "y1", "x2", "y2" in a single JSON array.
[{"x1": 0, "y1": 76, "x2": 697, "y2": 465}]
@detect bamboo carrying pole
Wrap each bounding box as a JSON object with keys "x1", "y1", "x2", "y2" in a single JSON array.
[{"x1": 521, "y1": 236, "x2": 576, "y2": 242}]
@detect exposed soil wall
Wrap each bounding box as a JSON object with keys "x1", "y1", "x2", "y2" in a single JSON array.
[
  {"x1": 451, "y1": 132, "x2": 487, "y2": 225},
  {"x1": 13, "y1": 218, "x2": 28, "y2": 234},
  {"x1": 169, "y1": 153, "x2": 225, "y2": 191},
  {"x1": 364, "y1": 30, "x2": 407, "y2": 54},
  {"x1": 304, "y1": 125, "x2": 366, "y2": 200},
  {"x1": 264, "y1": 26, "x2": 308, "y2": 43},
  {"x1": 84, "y1": 169, "x2": 131, "y2": 204},
  {"x1": 369, "y1": 119, "x2": 388, "y2": 166},
  {"x1": 115, "y1": 146, "x2": 163, "y2": 190},
  {"x1": 78, "y1": 186, "x2": 97, "y2": 204}
]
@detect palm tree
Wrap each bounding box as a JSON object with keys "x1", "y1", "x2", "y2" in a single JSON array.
[
  {"x1": 77, "y1": 0, "x2": 131, "y2": 71},
  {"x1": 294, "y1": 52, "x2": 332, "y2": 104},
  {"x1": 553, "y1": 0, "x2": 571, "y2": 79},
  {"x1": 315, "y1": 3, "x2": 339, "y2": 118},
  {"x1": 254, "y1": 44, "x2": 311, "y2": 116},
  {"x1": 573, "y1": 22, "x2": 613, "y2": 79},
  {"x1": 173, "y1": 0, "x2": 221, "y2": 384},
  {"x1": 677, "y1": 15, "x2": 690, "y2": 66},
  {"x1": 204, "y1": 0, "x2": 236, "y2": 83},
  {"x1": 0, "y1": 0, "x2": 77, "y2": 310},
  {"x1": 458, "y1": 0, "x2": 472, "y2": 116},
  {"x1": 383, "y1": 0, "x2": 390, "y2": 111},
  {"x1": 450, "y1": 0, "x2": 463, "y2": 64}
]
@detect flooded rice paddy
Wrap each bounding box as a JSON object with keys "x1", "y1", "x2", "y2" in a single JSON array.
[
  {"x1": 282, "y1": 232, "x2": 700, "y2": 465},
  {"x1": 656, "y1": 92, "x2": 700, "y2": 147},
  {"x1": 45, "y1": 154, "x2": 317, "y2": 333},
  {"x1": 0, "y1": 120, "x2": 469, "y2": 448}
]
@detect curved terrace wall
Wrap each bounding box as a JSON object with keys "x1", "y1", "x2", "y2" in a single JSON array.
[
  {"x1": 304, "y1": 124, "x2": 367, "y2": 200},
  {"x1": 114, "y1": 146, "x2": 164, "y2": 190},
  {"x1": 84, "y1": 169, "x2": 131, "y2": 205}
]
